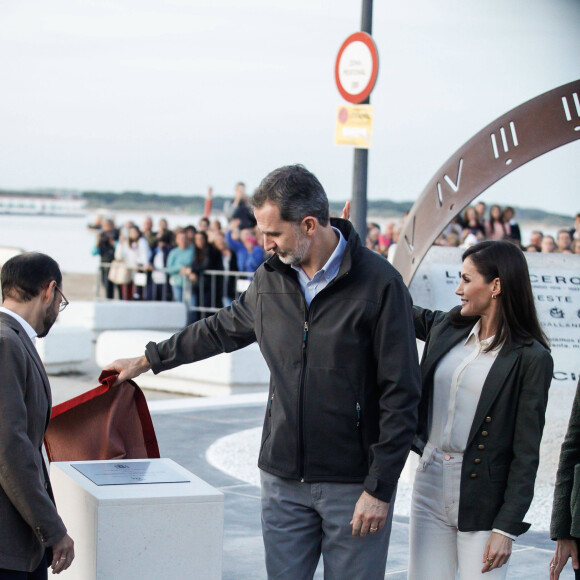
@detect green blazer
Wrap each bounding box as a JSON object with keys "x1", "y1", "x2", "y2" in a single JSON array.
[
  {"x1": 551, "y1": 379, "x2": 580, "y2": 540},
  {"x1": 412, "y1": 306, "x2": 553, "y2": 536},
  {"x1": 0, "y1": 312, "x2": 66, "y2": 572}
]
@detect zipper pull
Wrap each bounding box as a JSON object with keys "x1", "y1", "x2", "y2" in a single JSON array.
[
  {"x1": 356, "y1": 402, "x2": 361, "y2": 427},
  {"x1": 269, "y1": 393, "x2": 274, "y2": 415},
  {"x1": 303, "y1": 321, "x2": 309, "y2": 348}
]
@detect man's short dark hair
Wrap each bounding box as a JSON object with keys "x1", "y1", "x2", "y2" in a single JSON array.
[
  {"x1": 251, "y1": 164, "x2": 330, "y2": 226},
  {"x1": 1, "y1": 252, "x2": 62, "y2": 302}
]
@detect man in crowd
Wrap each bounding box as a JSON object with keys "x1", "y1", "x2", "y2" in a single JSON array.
[
  {"x1": 104, "y1": 164, "x2": 422, "y2": 579},
  {"x1": 0, "y1": 253, "x2": 74, "y2": 578},
  {"x1": 556, "y1": 229, "x2": 573, "y2": 253},
  {"x1": 529, "y1": 230, "x2": 544, "y2": 251}
]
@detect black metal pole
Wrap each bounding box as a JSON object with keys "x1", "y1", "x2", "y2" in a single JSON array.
[{"x1": 351, "y1": 0, "x2": 373, "y2": 239}]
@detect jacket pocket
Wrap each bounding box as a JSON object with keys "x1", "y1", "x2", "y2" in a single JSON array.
[{"x1": 302, "y1": 366, "x2": 367, "y2": 478}]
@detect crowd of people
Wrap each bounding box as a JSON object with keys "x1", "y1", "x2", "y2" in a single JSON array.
[
  {"x1": 93, "y1": 187, "x2": 580, "y2": 321},
  {"x1": 92, "y1": 182, "x2": 265, "y2": 313},
  {"x1": 364, "y1": 202, "x2": 580, "y2": 259}
]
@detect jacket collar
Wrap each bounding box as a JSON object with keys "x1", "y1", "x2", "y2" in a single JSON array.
[
  {"x1": 264, "y1": 217, "x2": 360, "y2": 277},
  {"x1": 0, "y1": 312, "x2": 52, "y2": 416}
]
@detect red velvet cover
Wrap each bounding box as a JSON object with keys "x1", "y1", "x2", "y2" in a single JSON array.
[{"x1": 44, "y1": 370, "x2": 160, "y2": 462}]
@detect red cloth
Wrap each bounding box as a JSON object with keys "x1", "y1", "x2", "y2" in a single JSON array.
[{"x1": 44, "y1": 370, "x2": 160, "y2": 462}]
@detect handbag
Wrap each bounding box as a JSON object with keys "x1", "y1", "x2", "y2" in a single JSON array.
[
  {"x1": 108, "y1": 260, "x2": 132, "y2": 285},
  {"x1": 44, "y1": 371, "x2": 160, "y2": 462},
  {"x1": 133, "y1": 271, "x2": 148, "y2": 287}
]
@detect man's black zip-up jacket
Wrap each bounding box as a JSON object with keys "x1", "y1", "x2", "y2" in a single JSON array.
[{"x1": 145, "y1": 218, "x2": 422, "y2": 502}]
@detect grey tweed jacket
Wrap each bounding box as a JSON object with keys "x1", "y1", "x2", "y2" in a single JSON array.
[{"x1": 0, "y1": 312, "x2": 66, "y2": 572}]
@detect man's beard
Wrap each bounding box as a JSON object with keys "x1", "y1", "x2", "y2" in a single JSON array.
[
  {"x1": 277, "y1": 229, "x2": 311, "y2": 266},
  {"x1": 37, "y1": 297, "x2": 59, "y2": 338}
]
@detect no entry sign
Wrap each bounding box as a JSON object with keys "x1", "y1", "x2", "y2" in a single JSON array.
[{"x1": 335, "y1": 32, "x2": 379, "y2": 104}]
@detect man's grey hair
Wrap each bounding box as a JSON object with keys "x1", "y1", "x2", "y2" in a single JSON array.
[{"x1": 251, "y1": 164, "x2": 330, "y2": 226}]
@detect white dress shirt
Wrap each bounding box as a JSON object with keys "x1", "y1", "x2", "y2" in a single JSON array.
[
  {"x1": 291, "y1": 227, "x2": 347, "y2": 306},
  {"x1": 429, "y1": 320, "x2": 500, "y2": 453}
]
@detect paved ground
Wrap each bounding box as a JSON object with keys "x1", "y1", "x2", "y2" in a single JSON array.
[{"x1": 49, "y1": 369, "x2": 570, "y2": 579}]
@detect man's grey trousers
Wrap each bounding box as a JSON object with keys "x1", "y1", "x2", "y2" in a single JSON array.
[{"x1": 260, "y1": 470, "x2": 396, "y2": 580}]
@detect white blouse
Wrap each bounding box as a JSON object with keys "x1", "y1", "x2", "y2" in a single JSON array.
[{"x1": 429, "y1": 320, "x2": 501, "y2": 453}]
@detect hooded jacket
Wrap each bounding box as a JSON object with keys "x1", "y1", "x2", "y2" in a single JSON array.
[{"x1": 145, "y1": 218, "x2": 422, "y2": 502}]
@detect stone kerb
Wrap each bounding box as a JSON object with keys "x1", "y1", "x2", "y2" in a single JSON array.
[
  {"x1": 36, "y1": 325, "x2": 92, "y2": 375},
  {"x1": 57, "y1": 301, "x2": 188, "y2": 337},
  {"x1": 95, "y1": 330, "x2": 270, "y2": 397}
]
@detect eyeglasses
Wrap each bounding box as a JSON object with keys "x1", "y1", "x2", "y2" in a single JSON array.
[{"x1": 55, "y1": 287, "x2": 69, "y2": 312}]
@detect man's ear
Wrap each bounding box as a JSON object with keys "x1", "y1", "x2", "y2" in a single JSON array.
[
  {"x1": 42, "y1": 280, "x2": 57, "y2": 304},
  {"x1": 301, "y1": 216, "x2": 317, "y2": 236}
]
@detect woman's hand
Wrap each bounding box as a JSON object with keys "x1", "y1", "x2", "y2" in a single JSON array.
[
  {"x1": 341, "y1": 200, "x2": 351, "y2": 220},
  {"x1": 481, "y1": 532, "x2": 512, "y2": 573},
  {"x1": 550, "y1": 538, "x2": 579, "y2": 579}
]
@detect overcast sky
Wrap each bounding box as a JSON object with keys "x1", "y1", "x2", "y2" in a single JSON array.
[{"x1": 1, "y1": 0, "x2": 579, "y2": 215}]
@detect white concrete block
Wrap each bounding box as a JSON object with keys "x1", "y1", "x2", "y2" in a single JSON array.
[
  {"x1": 51, "y1": 459, "x2": 224, "y2": 580},
  {"x1": 95, "y1": 330, "x2": 270, "y2": 397},
  {"x1": 37, "y1": 325, "x2": 92, "y2": 374},
  {"x1": 57, "y1": 301, "x2": 187, "y2": 335}
]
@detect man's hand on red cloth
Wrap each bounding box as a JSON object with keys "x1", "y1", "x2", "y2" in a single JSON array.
[{"x1": 104, "y1": 355, "x2": 151, "y2": 386}]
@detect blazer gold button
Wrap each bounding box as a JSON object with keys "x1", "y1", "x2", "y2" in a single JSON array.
[
  {"x1": 470, "y1": 473, "x2": 477, "y2": 478},
  {"x1": 474, "y1": 458, "x2": 481, "y2": 464},
  {"x1": 478, "y1": 444, "x2": 485, "y2": 450},
  {"x1": 482, "y1": 431, "x2": 488, "y2": 437},
  {"x1": 485, "y1": 417, "x2": 492, "y2": 422}
]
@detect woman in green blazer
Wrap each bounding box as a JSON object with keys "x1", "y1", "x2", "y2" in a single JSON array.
[
  {"x1": 409, "y1": 241, "x2": 552, "y2": 579},
  {"x1": 550, "y1": 378, "x2": 580, "y2": 579}
]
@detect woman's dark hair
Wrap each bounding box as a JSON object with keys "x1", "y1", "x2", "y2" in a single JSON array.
[
  {"x1": 1, "y1": 252, "x2": 62, "y2": 302},
  {"x1": 193, "y1": 231, "x2": 209, "y2": 264},
  {"x1": 488, "y1": 204, "x2": 505, "y2": 236},
  {"x1": 452, "y1": 240, "x2": 549, "y2": 351}
]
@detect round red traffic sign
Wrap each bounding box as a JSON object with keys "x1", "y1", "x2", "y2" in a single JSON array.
[{"x1": 335, "y1": 32, "x2": 379, "y2": 104}]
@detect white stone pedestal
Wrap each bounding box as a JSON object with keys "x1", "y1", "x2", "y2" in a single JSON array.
[{"x1": 51, "y1": 459, "x2": 224, "y2": 580}]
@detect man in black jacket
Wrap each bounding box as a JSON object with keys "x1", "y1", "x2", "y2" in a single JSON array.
[{"x1": 105, "y1": 165, "x2": 421, "y2": 579}]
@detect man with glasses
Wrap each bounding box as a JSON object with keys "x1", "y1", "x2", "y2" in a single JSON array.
[{"x1": 0, "y1": 252, "x2": 74, "y2": 579}]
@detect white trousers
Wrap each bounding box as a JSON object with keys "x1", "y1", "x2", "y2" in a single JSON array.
[{"x1": 408, "y1": 444, "x2": 509, "y2": 580}]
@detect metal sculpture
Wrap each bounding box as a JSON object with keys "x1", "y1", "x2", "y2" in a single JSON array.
[{"x1": 392, "y1": 79, "x2": 580, "y2": 286}]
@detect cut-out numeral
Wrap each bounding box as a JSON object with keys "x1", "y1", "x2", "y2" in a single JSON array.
[
  {"x1": 404, "y1": 215, "x2": 416, "y2": 252},
  {"x1": 435, "y1": 158, "x2": 463, "y2": 207},
  {"x1": 562, "y1": 93, "x2": 580, "y2": 131},
  {"x1": 491, "y1": 122, "x2": 518, "y2": 165}
]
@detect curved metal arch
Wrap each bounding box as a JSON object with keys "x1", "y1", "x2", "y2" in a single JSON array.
[{"x1": 392, "y1": 79, "x2": 580, "y2": 286}]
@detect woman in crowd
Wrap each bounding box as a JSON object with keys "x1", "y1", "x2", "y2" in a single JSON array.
[
  {"x1": 484, "y1": 204, "x2": 506, "y2": 240},
  {"x1": 165, "y1": 230, "x2": 194, "y2": 303},
  {"x1": 187, "y1": 230, "x2": 223, "y2": 316},
  {"x1": 501, "y1": 206, "x2": 521, "y2": 244},
  {"x1": 408, "y1": 240, "x2": 553, "y2": 579},
  {"x1": 461, "y1": 206, "x2": 485, "y2": 238},
  {"x1": 147, "y1": 232, "x2": 174, "y2": 301},
  {"x1": 550, "y1": 379, "x2": 580, "y2": 580},
  {"x1": 114, "y1": 224, "x2": 151, "y2": 300},
  {"x1": 213, "y1": 232, "x2": 238, "y2": 307},
  {"x1": 226, "y1": 224, "x2": 264, "y2": 273}
]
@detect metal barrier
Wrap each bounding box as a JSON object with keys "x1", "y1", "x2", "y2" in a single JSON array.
[{"x1": 95, "y1": 264, "x2": 254, "y2": 315}]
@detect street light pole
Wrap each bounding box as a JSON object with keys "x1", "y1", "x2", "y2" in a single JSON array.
[{"x1": 351, "y1": 0, "x2": 373, "y2": 239}]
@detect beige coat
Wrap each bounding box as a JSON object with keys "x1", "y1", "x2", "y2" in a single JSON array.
[{"x1": 0, "y1": 312, "x2": 66, "y2": 572}]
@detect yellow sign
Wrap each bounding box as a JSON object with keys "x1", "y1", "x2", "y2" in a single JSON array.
[{"x1": 334, "y1": 104, "x2": 373, "y2": 148}]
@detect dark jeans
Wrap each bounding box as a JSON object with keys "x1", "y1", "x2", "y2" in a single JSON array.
[{"x1": 0, "y1": 554, "x2": 47, "y2": 580}]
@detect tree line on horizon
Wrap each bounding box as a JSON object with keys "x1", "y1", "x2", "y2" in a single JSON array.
[{"x1": 0, "y1": 188, "x2": 572, "y2": 223}]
